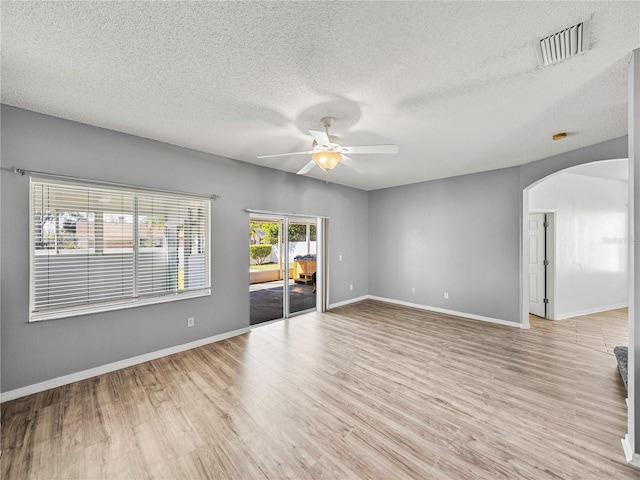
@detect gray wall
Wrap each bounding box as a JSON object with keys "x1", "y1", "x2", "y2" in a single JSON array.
[
  {"x1": 0, "y1": 105, "x2": 369, "y2": 392},
  {"x1": 368, "y1": 167, "x2": 521, "y2": 322},
  {"x1": 520, "y1": 137, "x2": 628, "y2": 190},
  {"x1": 368, "y1": 137, "x2": 629, "y2": 325}
]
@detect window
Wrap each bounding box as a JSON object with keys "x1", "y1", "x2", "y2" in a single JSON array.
[{"x1": 30, "y1": 178, "x2": 211, "y2": 321}]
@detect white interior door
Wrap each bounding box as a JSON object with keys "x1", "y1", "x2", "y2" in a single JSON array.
[{"x1": 529, "y1": 213, "x2": 546, "y2": 317}]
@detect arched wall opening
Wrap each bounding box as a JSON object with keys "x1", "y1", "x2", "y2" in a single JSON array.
[
  {"x1": 518, "y1": 136, "x2": 629, "y2": 328},
  {"x1": 522, "y1": 158, "x2": 629, "y2": 325}
]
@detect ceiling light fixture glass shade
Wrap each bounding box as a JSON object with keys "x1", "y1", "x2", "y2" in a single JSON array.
[{"x1": 311, "y1": 151, "x2": 343, "y2": 171}]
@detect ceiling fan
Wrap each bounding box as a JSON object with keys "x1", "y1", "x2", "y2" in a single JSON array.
[{"x1": 257, "y1": 117, "x2": 399, "y2": 175}]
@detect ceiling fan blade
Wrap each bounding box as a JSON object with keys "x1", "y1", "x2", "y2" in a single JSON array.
[
  {"x1": 340, "y1": 155, "x2": 364, "y2": 173},
  {"x1": 257, "y1": 150, "x2": 315, "y2": 159},
  {"x1": 296, "y1": 160, "x2": 316, "y2": 175},
  {"x1": 342, "y1": 144, "x2": 399, "y2": 154},
  {"x1": 309, "y1": 129, "x2": 330, "y2": 146}
]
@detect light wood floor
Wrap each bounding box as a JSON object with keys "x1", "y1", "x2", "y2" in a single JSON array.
[{"x1": 1, "y1": 300, "x2": 637, "y2": 479}]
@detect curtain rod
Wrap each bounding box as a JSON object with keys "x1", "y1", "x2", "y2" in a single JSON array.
[{"x1": 3, "y1": 167, "x2": 221, "y2": 200}]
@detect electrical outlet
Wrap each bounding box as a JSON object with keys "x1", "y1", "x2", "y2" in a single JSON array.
[
  {"x1": 339, "y1": 254, "x2": 343, "y2": 261},
  {"x1": 411, "y1": 287, "x2": 416, "y2": 293},
  {"x1": 187, "y1": 317, "x2": 195, "y2": 327},
  {"x1": 350, "y1": 284, "x2": 353, "y2": 290},
  {"x1": 444, "y1": 292, "x2": 449, "y2": 299}
]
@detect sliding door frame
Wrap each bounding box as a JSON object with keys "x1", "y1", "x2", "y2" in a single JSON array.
[
  {"x1": 282, "y1": 216, "x2": 290, "y2": 319},
  {"x1": 248, "y1": 210, "x2": 327, "y2": 321}
]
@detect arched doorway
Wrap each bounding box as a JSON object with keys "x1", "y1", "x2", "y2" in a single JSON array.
[{"x1": 523, "y1": 159, "x2": 629, "y2": 322}]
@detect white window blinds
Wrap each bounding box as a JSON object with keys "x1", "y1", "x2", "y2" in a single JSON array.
[{"x1": 30, "y1": 178, "x2": 211, "y2": 321}]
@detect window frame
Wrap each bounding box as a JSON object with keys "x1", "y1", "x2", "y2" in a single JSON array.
[{"x1": 29, "y1": 177, "x2": 212, "y2": 322}]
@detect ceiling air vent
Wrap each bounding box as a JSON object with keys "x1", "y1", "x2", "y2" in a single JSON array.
[{"x1": 537, "y1": 21, "x2": 590, "y2": 67}]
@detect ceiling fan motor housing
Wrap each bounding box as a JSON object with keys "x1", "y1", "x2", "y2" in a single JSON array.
[{"x1": 312, "y1": 135, "x2": 343, "y2": 151}]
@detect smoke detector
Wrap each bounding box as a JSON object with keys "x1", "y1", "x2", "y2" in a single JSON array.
[{"x1": 537, "y1": 21, "x2": 590, "y2": 67}]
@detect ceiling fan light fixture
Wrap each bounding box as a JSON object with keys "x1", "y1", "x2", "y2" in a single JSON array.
[{"x1": 312, "y1": 151, "x2": 343, "y2": 171}]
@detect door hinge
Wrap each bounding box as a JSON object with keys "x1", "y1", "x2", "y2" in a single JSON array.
[
  {"x1": 543, "y1": 298, "x2": 549, "y2": 304},
  {"x1": 543, "y1": 221, "x2": 549, "y2": 228},
  {"x1": 543, "y1": 260, "x2": 549, "y2": 266}
]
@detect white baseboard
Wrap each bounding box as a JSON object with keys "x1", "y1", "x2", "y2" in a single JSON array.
[
  {"x1": 329, "y1": 295, "x2": 369, "y2": 309},
  {"x1": 621, "y1": 435, "x2": 640, "y2": 468},
  {"x1": 0, "y1": 326, "x2": 251, "y2": 403},
  {"x1": 366, "y1": 296, "x2": 525, "y2": 329},
  {"x1": 555, "y1": 303, "x2": 628, "y2": 320}
]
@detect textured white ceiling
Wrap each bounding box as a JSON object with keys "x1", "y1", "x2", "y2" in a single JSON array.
[{"x1": 2, "y1": 2, "x2": 639, "y2": 190}]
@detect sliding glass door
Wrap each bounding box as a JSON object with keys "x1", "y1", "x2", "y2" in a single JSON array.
[
  {"x1": 249, "y1": 217, "x2": 284, "y2": 325},
  {"x1": 288, "y1": 219, "x2": 317, "y2": 315},
  {"x1": 249, "y1": 214, "x2": 319, "y2": 325}
]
